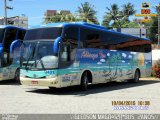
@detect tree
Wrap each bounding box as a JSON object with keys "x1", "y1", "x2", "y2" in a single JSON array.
[
  {"x1": 44, "y1": 13, "x2": 78, "y2": 24},
  {"x1": 148, "y1": 3, "x2": 160, "y2": 44},
  {"x1": 149, "y1": 16, "x2": 158, "y2": 43},
  {"x1": 121, "y1": 21, "x2": 139, "y2": 28},
  {"x1": 102, "y1": 3, "x2": 136, "y2": 28},
  {"x1": 121, "y1": 3, "x2": 136, "y2": 22},
  {"x1": 77, "y1": 2, "x2": 99, "y2": 24}
]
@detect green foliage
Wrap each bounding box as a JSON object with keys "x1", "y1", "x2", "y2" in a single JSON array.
[
  {"x1": 149, "y1": 16, "x2": 158, "y2": 44},
  {"x1": 102, "y1": 3, "x2": 136, "y2": 28},
  {"x1": 152, "y1": 59, "x2": 160, "y2": 78},
  {"x1": 77, "y1": 2, "x2": 99, "y2": 25},
  {"x1": 121, "y1": 21, "x2": 139, "y2": 28},
  {"x1": 44, "y1": 13, "x2": 78, "y2": 24}
]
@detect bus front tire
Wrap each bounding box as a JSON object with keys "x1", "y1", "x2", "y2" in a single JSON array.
[
  {"x1": 80, "y1": 72, "x2": 88, "y2": 91},
  {"x1": 14, "y1": 69, "x2": 20, "y2": 83}
]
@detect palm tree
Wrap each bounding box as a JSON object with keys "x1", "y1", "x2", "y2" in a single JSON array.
[
  {"x1": 77, "y1": 2, "x2": 99, "y2": 24},
  {"x1": 44, "y1": 13, "x2": 77, "y2": 24},
  {"x1": 121, "y1": 3, "x2": 136, "y2": 22},
  {"x1": 102, "y1": 4, "x2": 123, "y2": 28},
  {"x1": 102, "y1": 3, "x2": 135, "y2": 28}
]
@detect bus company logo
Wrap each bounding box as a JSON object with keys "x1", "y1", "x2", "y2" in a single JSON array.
[
  {"x1": 99, "y1": 51, "x2": 106, "y2": 59},
  {"x1": 81, "y1": 50, "x2": 98, "y2": 60},
  {"x1": 142, "y1": 2, "x2": 150, "y2": 8},
  {"x1": 62, "y1": 76, "x2": 70, "y2": 82}
]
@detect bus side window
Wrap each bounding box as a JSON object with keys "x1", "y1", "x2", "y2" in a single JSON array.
[
  {"x1": 60, "y1": 42, "x2": 71, "y2": 68},
  {"x1": 18, "y1": 30, "x2": 26, "y2": 40},
  {"x1": 4, "y1": 28, "x2": 17, "y2": 51},
  {"x1": 3, "y1": 28, "x2": 17, "y2": 67},
  {"x1": 60, "y1": 26, "x2": 78, "y2": 68},
  {"x1": 61, "y1": 44, "x2": 70, "y2": 62}
]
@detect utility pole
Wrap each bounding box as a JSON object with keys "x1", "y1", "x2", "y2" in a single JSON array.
[
  {"x1": 156, "y1": 4, "x2": 160, "y2": 48},
  {"x1": 4, "y1": 0, "x2": 7, "y2": 25},
  {"x1": 3, "y1": 0, "x2": 13, "y2": 25}
]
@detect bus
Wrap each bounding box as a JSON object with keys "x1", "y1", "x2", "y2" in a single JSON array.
[
  {"x1": 0, "y1": 25, "x2": 26, "y2": 82},
  {"x1": 20, "y1": 22, "x2": 152, "y2": 90}
]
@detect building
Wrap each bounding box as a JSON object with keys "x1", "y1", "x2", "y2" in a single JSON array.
[
  {"x1": 152, "y1": 49, "x2": 160, "y2": 65},
  {"x1": 0, "y1": 17, "x2": 4, "y2": 25},
  {"x1": 44, "y1": 10, "x2": 71, "y2": 17},
  {"x1": 113, "y1": 28, "x2": 148, "y2": 38},
  {"x1": 44, "y1": 10, "x2": 57, "y2": 17},
  {"x1": 0, "y1": 16, "x2": 28, "y2": 28}
]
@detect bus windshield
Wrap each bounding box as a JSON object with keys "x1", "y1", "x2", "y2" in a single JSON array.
[
  {"x1": 24, "y1": 27, "x2": 62, "y2": 40},
  {"x1": 0, "y1": 28, "x2": 5, "y2": 43},
  {"x1": 21, "y1": 40, "x2": 58, "y2": 70}
]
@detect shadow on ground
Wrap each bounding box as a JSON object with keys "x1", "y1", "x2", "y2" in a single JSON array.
[
  {"x1": 0, "y1": 79, "x2": 21, "y2": 85},
  {"x1": 26, "y1": 80, "x2": 160, "y2": 96}
]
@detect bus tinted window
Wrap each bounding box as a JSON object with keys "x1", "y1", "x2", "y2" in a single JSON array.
[
  {"x1": 80, "y1": 28, "x2": 102, "y2": 48},
  {"x1": 81, "y1": 28, "x2": 151, "y2": 53},
  {"x1": 0, "y1": 28, "x2": 5, "y2": 43},
  {"x1": 18, "y1": 30, "x2": 26, "y2": 40},
  {"x1": 4, "y1": 29, "x2": 17, "y2": 51},
  {"x1": 112, "y1": 37, "x2": 151, "y2": 53},
  {"x1": 24, "y1": 27, "x2": 62, "y2": 40}
]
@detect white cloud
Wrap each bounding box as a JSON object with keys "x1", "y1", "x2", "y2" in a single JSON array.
[
  {"x1": 128, "y1": 55, "x2": 132, "y2": 58},
  {"x1": 122, "y1": 53, "x2": 127, "y2": 58},
  {"x1": 122, "y1": 60, "x2": 125, "y2": 63},
  {"x1": 107, "y1": 53, "x2": 110, "y2": 56},
  {"x1": 97, "y1": 62, "x2": 102, "y2": 65},
  {"x1": 100, "y1": 59, "x2": 106, "y2": 62},
  {"x1": 130, "y1": 52, "x2": 136, "y2": 55}
]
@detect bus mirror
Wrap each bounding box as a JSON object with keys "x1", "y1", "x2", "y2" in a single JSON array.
[
  {"x1": 53, "y1": 36, "x2": 62, "y2": 55},
  {"x1": 10, "y1": 39, "x2": 22, "y2": 53},
  {"x1": 0, "y1": 44, "x2": 3, "y2": 55}
]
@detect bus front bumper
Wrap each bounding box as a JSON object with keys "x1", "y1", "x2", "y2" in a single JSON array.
[{"x1": 20, "y1": 77, "x2": 61, "y2": 88}]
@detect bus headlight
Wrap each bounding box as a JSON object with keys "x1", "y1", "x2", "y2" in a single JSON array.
[{"x1": 46, "y1": 75, "x2": 56, "y2": 78}]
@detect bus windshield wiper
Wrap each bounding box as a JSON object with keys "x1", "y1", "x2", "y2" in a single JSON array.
[
  {"x1": 36, "y1": 59, "x2": 46, "y2": 70},
  {"x1": 25, "y1": 45, "x2": 36, "y2": 70}
]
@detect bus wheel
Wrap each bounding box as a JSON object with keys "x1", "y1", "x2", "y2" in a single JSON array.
[
  {"x1": 132, "y1": 70, "x2": 140, "y2": 83},
  {"x1": 80, "y1": 72, "x2": 88, "y2": 91},
  {"x1": 14, "y1": 69, "x2": 20, "y2": 83},
  {"x1": 49, "y1": 87, "x2": 56, "y2": 90}
]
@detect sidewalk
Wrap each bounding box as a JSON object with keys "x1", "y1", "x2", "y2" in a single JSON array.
[{"x1": 140, "y1": 77, "x2": 160, "y2": 81}]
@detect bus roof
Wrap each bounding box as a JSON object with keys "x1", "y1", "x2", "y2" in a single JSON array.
[
  {"x1": 29, "y1": 22, "x2": 150, "y2": 41},
  {"x1": 0, "y1": 25, "x2": 26, "y2": 30}
]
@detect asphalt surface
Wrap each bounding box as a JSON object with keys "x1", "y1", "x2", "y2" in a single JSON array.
[{"x1": 0, "y1": 79, "x2": 160, "y2": 114}]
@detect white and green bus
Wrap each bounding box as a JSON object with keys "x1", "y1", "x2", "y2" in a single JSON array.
[
  {"x1": 20, "y1": 22, "x2": 152, "y2": 90},
  {"x1": 0, "y1": 25, "x2": 26, "y2": 82}
]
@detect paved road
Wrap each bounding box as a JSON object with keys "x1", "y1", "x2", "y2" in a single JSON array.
[{"x1": 0, "y1": 79, "x2": 160, "y2": 114}]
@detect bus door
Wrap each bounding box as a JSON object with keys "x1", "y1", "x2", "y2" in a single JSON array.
[{"x1": 59, "y1": 27, "x2": 80, "y2": 87}]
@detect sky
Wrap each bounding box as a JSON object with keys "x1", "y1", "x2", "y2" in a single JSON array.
[{"x1": 0, "y1": 0, "x2": 159, "y2": 27}]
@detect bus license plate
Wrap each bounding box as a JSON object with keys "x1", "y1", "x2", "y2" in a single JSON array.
[{"x1": 31, "y1": 81, "x2": 38, "y2": 84}]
